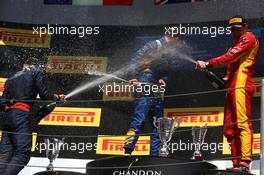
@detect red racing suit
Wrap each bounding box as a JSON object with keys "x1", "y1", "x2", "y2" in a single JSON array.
[{"x1": 207, "y1": 32, "x2": 259, "y2": 166}]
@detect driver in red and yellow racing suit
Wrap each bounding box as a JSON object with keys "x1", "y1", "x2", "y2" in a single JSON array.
[{"x1": 196, "y1": 16, "x2": 260, "y2": 173}]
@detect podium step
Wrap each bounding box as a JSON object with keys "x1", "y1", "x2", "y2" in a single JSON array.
[
  {"x1": 197, "y1": 170, "x2": 255, "y2": 175},
  {"x1": 86, "y1": 156, "x2": 217, "y2": 175}
]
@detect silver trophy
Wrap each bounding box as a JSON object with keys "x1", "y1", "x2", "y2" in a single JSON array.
[
  {"x1": 44, "y1": 138, "x2": 65, "y2": 171},
  {"x1": 191, "y1": 125, "x2": 207, "y2": 160},
  {"x1": 153, "y1": 117, "x2": 180, "y2": 157}
]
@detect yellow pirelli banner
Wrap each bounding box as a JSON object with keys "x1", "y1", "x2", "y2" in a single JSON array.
[
  {"x1": 46, "y1": 56, "x2": 107, "y2": 74},
  {"x1": 0, "y1": 130, "x2": 2, "y2": 141},
  {"x1": 39, "y1": 107, "x2": 101, "y2": 127},
  {"x1": 31, "y1": 133, "x2": 38, "y2": 152},
  {"x1": 222, "y1": 133, "x2": 260, "y2": 155},
  {"x1": 254, "y1": 77, "x2": 263, "y2": 97},
  {"x1": 164, "y1": 107, "x2": 224, "y2": 127},
  {"x1": 0, "y1": 78, "x2": 6, "y2": 96},
  {"x1": 96, "y1": 136, "x2": 150, "y2": 155},
  {"x1": 0, "y1": 28, "x2": 51, "y2": 48},
  {"x1": 102, "y1": 82, "x2": 134, "y2": 101}
]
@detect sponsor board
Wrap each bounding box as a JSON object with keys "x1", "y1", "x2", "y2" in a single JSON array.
[
  {"x1": 0, "y1": 78, "x2": 6, "y2": 96},
  {"x1": 46, "y1": 56, "x2": 107, "y2": 74},
  {"x1": 164, "y1": 107, "x2": 224, "y2": 127},
  {"x1": 222, "y1": 133, "x2": 260, "y2": 155},
  {"x1": 39, "y1": 107, "x2": 101, "y2": 127},
  {"x1": 113, "y1": 170, "x2": 162, "y2": 175},
  {"x1": 96, "y1": 136, "x2": 150, "y2": 155},
  {"x1": 102, "y1": 82, "x2": 134, "y2": 101},
  {"x1": 31, "y1": 133, "x2": 38, "y2": 152},
  {"x1": 254, "y1": 77, "x2": 263, "y2": 97},
  {"x1": 0, "y1": 28, "x2": 50, "y2": 48}
]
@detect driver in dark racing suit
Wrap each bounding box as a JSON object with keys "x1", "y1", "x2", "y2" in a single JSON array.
[
  {"x1": 0, "y1": 57, "x2": 65, "y2": 175},
  {"x1": 124, "y1": 35, "x2": 183, "y2": 156}
]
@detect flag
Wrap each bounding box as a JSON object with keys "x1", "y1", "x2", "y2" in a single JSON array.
[
  {"x1": 72, "y1": 0, "x2": 102, "y2": 5},
  {"x1": 44, "y1": 0, "x2": 133, "y2": 5},
  {"x1": 73, "y1": 0, "x2": 133, "y2": 5},
  {"x1": 103, "y1": 0, "x2": 133, "y2": 5},
  {"x1": 44, "y1": 0, "x2": 72, "y2": 4}
]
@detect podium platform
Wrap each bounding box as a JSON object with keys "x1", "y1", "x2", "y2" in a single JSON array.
[{"x1": 86, "y1": 156, "x2": 217, "y2": 175}]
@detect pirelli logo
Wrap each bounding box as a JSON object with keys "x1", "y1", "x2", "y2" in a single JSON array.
[
  {"x1": 96, "y1": 136, "x2": 150, "y2": 155},
  {"x1": 0, "y1": 28, "x2": 50, "y2": 48},
  {"x1": 222, "y1": 133, "x2": 260, "y2": 155},
  {"x1": 46, "y1": 56, "x2": 107, "y2": 74},
  {"x1": 0, "y1": 78, "x2": 6, "y2": 96},
  {"x1": 164, "y1": 107, "x2": 224, "y2": 127},
  {"x1": 39, "y1": 107, "x2": 101, "y2": 127},
  {"x1": 254, "y1": 77, "x2": 263, "y2": 97}
]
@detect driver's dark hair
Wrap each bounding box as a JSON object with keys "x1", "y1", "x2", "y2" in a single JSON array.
[{"x1": 24, "y1": 57, "x2": 39, "y2": 66}]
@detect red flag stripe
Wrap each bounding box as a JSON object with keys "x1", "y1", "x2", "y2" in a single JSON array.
[{"x1": 103, "y1": 0, "x2": 133, "y2": 5}]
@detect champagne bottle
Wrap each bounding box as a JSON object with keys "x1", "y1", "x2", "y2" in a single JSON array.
[
  {"x1": 204, "y1": 69, "x2": 225, "y2": 89},
  {"x1": 34, "y1": 102, "x2": 57, "y2": 123}
]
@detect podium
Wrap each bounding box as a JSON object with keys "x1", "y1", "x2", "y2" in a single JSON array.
[
  {"x1": 86, "y1": 156, "x2": 217, "y2": 175},
  {"x1": 86, "y1": 156, "x2": 255, "y2": 175}
]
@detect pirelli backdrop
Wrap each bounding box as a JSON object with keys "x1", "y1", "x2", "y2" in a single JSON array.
[{"x1": 0, "y1": 21, "x2": 264, "y2": 161}]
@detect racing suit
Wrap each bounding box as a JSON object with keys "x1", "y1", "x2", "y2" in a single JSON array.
[
  {"x1": 207, "y1": 32, "x2": 259, "y2": 166},
  {"x1": 0, "y1": 66, "x2": 58, "y2": 175},
  {"x1": 124, "y1": 37, "x2": 169, "y2": 156}
]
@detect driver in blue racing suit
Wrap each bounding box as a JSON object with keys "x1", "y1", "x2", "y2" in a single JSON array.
[{"x1": 124, "y1": 35, "x2": 183, "y2": 156}]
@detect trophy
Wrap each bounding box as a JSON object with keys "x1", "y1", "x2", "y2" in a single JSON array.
[
  {"x1": 153, "y1": 117, "x2": 180, "y2": 157},
  {"x1": 44, "y1": 137, "x2": 65, "y2": 171},
  {"x1": 191, "y1": 125, "x2": 207, "y2": 160}
]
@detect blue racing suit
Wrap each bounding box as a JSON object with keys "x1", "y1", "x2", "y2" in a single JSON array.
[
  {"x1": 124, "y1": 37, "x2": 170, "y2": 156},
  {"x1": 0, "y1": 66, "x2": 57, "y2": 175}
]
